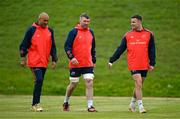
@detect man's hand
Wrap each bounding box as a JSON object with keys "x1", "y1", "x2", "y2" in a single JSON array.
[
  {"x1": 51, "y1": 61, "x2": 57, "y2": 70},
  {"x1": 149, "y1": 65, "x2": 154, "y2": 71},
  {"x1": 108, "y1": 62, "x2": 113, "y2": 69},
  {"x1": 93, "y1": 64, "x2": 96, "y2": 67},
  {"x1": 20, "y1": 57, "x2": 26, "y2": 67},
  {"x1": 71, "y1": 58, "x2": 79, "y2": 65}
]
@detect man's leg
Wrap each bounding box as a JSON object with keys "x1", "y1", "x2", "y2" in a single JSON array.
[
  {"x1": 63, "y1": 68, "x2": 80, "y2": 111},
  {"x1": 83, "y1": 73, "x2": 97, "y2": 112},
  {"x1": 133, "y1": 74, "x2": 142, "y2": 100},
  {"x1": 133, "y1": 74, "x2": 146, "y2": 113},
  {"x1": 63, "y1": 79, "x2": 79, "y2": 111},
  {"x1": 129, "y1": 89, "x2": 136, "y2": 112},
  {"x1": 31, "y1": 68, "x2": 46, "y2": 111},
  {"x1": 64, "y1": 81, "x2": 78, "y2": 103},
  {"x1": 85, "y1": 79, "x2": 93, "y2": 107}
]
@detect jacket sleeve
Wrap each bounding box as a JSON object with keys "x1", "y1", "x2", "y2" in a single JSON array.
[
  {"x1": 109, "y1": 37, "x2": 127, "y2": 63},
  {"x1": 90, "y1": 29, "x2": 96, "y2": 64},
  {"x1": 64, "y1": 28, "x2": 77, "y2": 60},
  {"x1": 49, "y1": 28, "x2": 58, "y2": 62},
  {"x1": 148, "y1": 33, "x2": 156, "y2": 66},
  {"x1": 19, "y1": 26, "x2": 36, "y2": 57}
]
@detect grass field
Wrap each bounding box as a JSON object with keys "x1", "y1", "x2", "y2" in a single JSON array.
[
  {"x1": 0, "y1": 95, "x2": 180, "y2": 119},
  {"x1": 0, "y1": 0, "x2": 179, "y2": 96}
]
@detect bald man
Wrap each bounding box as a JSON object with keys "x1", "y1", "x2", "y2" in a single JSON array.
[{"x1": 19, "y1": 12, "x2": 58, "y2": 112}]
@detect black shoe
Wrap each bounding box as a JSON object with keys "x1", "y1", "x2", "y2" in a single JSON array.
[
  {"x1": 87, "y1": 106, "x2": 97, "y2": 112},
  {"x1": 63, "y1": 102, "x2": 70, "y2": 111}
]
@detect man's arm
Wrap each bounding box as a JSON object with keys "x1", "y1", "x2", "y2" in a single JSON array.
[
  {"x1": 109, "y1": 37, "x2": 127, "y2": 63},
  {"x1": 49, "y1": 28, "x2": 58, "y2": 69},
  {"x1": 64, "y1": 28, "x2": 77, "y2": 60},
  {"x1": 19, "y1": 26, "x2": 36, "y2": 66},
  {"x1": 19, "y1": 26, "x2": 36, "y2": 57},
  {"x1": 49, "y1": 28, "x2": 58, "y2": 62},
  {"x1": 148, "y1": 33, "x2": 156, "y2": 67},
  {"x1": 90, "y1": 30, "x2": 96, "y2": 64}
]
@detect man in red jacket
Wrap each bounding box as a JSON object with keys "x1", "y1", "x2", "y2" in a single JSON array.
[
  {"x1": 19, "y1": 12, "x2": 58, "y2": 112},
  {"x1": 108, "y1": 15, "x2": 156, "y2": 113},
  {"x1": 63, "y1": 13, "x2": 97, "y2": 112}
]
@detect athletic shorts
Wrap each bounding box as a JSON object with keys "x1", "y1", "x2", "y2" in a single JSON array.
[
  {"x1": 130, "y1": 70, "x2": 148, "y2": 77},
  {"x1": 69, "y1": 67, "x2": 94, "y2": 82}
]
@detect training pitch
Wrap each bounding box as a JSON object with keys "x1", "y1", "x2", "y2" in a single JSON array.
[{"x1": 0, "y1": 95, "x2": 179, "y2": 119}]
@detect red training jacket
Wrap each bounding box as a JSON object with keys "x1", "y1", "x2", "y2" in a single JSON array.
[
  {"x1": 126, "y1": 29, "x2": 152, "y2": 70},
  {"x1": 27, "y1": 23, "x2": 52, "y2": 67},
  {"x1": 70, "y1": 24, "x2": 94, "y2": 68}
]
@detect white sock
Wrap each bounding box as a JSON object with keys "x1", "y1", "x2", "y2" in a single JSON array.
[
  {"x1": 130, "y1": 97, "x2": 136, "y2": 106},
  {"x1": 131, "y1": 97, "x2": 136, "y2": 103},
  {"x1": 137, "y1": 100, "x2": 144, "y2": 109},
  {"x1": 64, "y1": 96, "x2": 70, "y2": 103},
  {"x1": 87, "y1": 100, "x2": 93, "y2": 108}
]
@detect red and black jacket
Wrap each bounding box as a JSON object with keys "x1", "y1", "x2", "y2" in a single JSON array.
[
  {"x1": 109, "y1": 28, "x2": 156, "y2": 70},
  {"x1": 19, "y1": 23, "x2": 58, "y2": 68},
  {"x1": 64, "y1": 24, "x2": 96, "y2": 68}
]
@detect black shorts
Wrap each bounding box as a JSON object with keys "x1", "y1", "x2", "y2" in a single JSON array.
[
  {"x1": 70, "y1": 67, "x2": 94, "y2": 77},
  {"x1": 130, "y1": 70, "x2": 148, "y2": 77}
]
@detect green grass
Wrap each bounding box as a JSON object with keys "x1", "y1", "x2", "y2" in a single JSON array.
[
  {"x1": 0, "y1": 0, "x2": 180, "y2": 96},
  {"x1": 0, "y1": 95, "x2": 180, "y2": 119}
]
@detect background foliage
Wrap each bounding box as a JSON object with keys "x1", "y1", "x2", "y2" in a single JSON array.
[{"x1": 0, "y1": 0, "x2": 179, "y2": 97}]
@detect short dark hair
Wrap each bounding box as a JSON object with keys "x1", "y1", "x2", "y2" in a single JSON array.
[
  {"x1": 80, "y1": 13, "x2": 90, "y2": 19},
  {"x1": 131, "y1": 15, "x2": 142, "y2": 21}
]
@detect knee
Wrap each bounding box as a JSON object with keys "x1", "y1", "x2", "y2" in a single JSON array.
[
  {"x1": 69, "y1": 82, "x2": 78, "y2": 89},
  {"x1": 86, "y1": 79, "x2": 93, "y2": 88},
  {"x1": 136, "y1": 82, "x2": 142, "y2": 89},
  {"x1": 35, "y1": 79, "x2": 43, "y2": 84}
]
